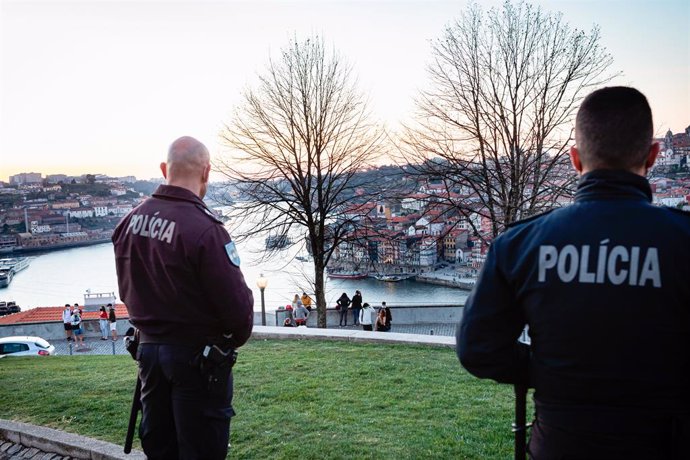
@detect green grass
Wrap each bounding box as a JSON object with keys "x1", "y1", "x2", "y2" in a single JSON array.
[{"x1": 0, "y1": 339, "x2": 528, "y2": 459}]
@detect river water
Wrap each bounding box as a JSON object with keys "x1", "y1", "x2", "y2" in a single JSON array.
[{"x1": 2, "y1": 242, "x2": 469, "y2": 311}]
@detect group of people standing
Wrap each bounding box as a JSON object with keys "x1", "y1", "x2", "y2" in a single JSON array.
[
  {"x1": 98, "y1": 304, "x2": 118, "y2": 341},
  {"x1": 61, "y1": 303, "x2": 118, "y2": 348},
  {"x1": 336, "y1": 291, "x2": 392, "y2": 332},
  {"x1": 62, "y1": 303, "x2": 85, "y2": 348}
]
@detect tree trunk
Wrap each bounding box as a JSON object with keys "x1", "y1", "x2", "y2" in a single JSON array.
[{"x1": 314, "y1": 261, "x2": 327, "y2": 328}]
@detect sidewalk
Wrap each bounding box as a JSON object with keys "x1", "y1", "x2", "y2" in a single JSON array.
[
  {"x1": 51, "y1": 323, "x2": 457, "y2": 355},
  {"x1": 251, "y1": 324, "x2": 456, "y2": 348}
]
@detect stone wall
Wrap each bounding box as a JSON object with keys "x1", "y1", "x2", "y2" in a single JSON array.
[
  {"x1": 273, "y1": 304, "x2": 463, "y2": 327},
  {"x1": 0, "y1": 319, "x2": 134, "y2": 340},
  {"x1": 0, "y1": 305, "x2": 463, "y2": 340}
]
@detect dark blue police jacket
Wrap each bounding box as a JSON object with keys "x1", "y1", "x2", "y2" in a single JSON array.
[{"x1": 457, "y1": 169, "x2": 690, "y2": 419}]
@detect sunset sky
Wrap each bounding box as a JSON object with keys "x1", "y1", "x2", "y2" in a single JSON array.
[{"x1": 1, "y1": 0, "x2": 688, "y2": 181}]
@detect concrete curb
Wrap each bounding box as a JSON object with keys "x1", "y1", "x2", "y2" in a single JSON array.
[
  {"x1": 250, "y1": 325, "x2": 456, "y2": 348},
  {"x1": 0, "y1": 420, "x2": 145, "y2": 460}
]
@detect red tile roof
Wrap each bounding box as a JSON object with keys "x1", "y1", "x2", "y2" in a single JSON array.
[{"x1": 0, "y1": 304, "x2": 129, "y2": 325}]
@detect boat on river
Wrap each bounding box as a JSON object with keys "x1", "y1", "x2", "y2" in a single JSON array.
[
  {"x1": 373, "y1": 274, "x2": 411, "y2": 282},
  {"x1": 327, "y1": 270, "x2": 368, "y2": 280},
  {"x1": 0, "y1": 257, "x2": 31, "y2": 288},
  {"x1": 0, "y1": 301, "x2": 21, "y2": 316},
  {"x1": 265, "y1": 235, "x2": 291, "y2": 249}
]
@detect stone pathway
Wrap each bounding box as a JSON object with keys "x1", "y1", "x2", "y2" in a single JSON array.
[
  {"x1": 1, "y1": 440, "x2": 71, "y2": 459},
  {"x1": 336, "y1": 322, "x2": 456, "y2": 337},
  {"x1": 0, "y1": 420, "x2": 144, "y2": 460},
  {"x1": 50, "y1": 323, "x2": 456, "y2": 356}
]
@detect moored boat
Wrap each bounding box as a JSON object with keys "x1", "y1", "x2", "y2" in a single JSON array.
[
  {"x1": 265, "y1": 235, "x2": 291, "y2": 249},
  {"x1": 0, "y1": 257, "x2": 31, "y2": 288},
  {"x1": 373, "y1": 274, "x2": 410, "y2": 282},
  {"x1": 327, "y1": 270, "x2": 368, "y2": 280},
  {"x1": 0, "y1": 301, "x2": 20, "y2": 316}
]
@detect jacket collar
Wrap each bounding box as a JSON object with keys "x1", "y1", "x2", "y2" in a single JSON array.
[
  {"x1": 575, "y1": 169, "x2": 652, "y2": 203},
  {"x1": 152, "y1": 184, "x2": 205, "y2": 206}
]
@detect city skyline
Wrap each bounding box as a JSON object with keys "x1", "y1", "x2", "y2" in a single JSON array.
[{"x1": 1, "y1": 0, "x2": 689, "y2": 181}]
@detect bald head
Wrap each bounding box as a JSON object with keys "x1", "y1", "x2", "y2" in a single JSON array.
[{"x1": 160, "y1": 136, "x2": 211, "y2": 198}]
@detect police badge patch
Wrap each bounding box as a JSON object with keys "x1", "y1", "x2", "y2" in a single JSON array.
[{"x1": 225, "y1": 241, "x2": 241, "y2": 267}]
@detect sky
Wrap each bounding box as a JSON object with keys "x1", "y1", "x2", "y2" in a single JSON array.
[{"x1": 1, "y1": 0, "x2": 689, "y2": 181}]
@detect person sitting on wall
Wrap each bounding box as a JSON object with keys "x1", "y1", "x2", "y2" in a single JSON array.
[
  {"x1": 301, "y1": 292, "x2": 313, "y2": 311},
  {"x1": 375, "y1": 308, "x2": 390, "y2": 332},
  {"x1": 294, "y1": 302, "x2": 309, "y2": 327}
]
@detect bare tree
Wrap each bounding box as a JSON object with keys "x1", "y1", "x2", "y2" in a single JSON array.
[
  {"x1": 402, "y1": 0, "x2": 616, "y2": 239},
  {"x1": 217, "y1": 36, "x2": 384, "y2": 327}
]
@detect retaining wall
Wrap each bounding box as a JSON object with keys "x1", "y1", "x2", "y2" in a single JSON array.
[
  {"x1": 0, "y1": 305, "x2": 463, "y2": 340},
  {"x1": 273, "y1": 304, "x2": 463, "y2": 327},
  {"x1": 0, "y1": 319, "x2": 134, "y2": 341}
]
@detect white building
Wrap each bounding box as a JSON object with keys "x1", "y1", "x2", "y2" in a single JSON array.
[
  {"x1": 9, "y1": 172, "x2": 42, "y2": 185},
  {"x1": 109, "y1": 204, "x2": 133, "y2": 217},
  {"x1": 418, "y1": 237, "x2": 438, "y2": 266},
  {"x1": 66, "y1": 207, "x2": 95, "y2": 218},
  {"x1": 654, "y1": 196, "x2": 686, "y2": 207},
  {"x1": 30, "y1": 221, "x2": 51, "y2": 234}
]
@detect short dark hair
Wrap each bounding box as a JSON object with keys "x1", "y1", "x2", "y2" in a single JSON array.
[{"x1": 575, "y1": 87, "x2": 653, "y2": 170}]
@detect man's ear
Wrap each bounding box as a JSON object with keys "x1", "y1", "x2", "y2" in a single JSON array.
[
  {"x1": 570, "y1": 146, "x2": 584, "y2": 174},
  {"x1": 202, "y1": 163, "x2": 211, "y2": 183},
  {"x1": 160, "y1": 162, "x2": 168, "y2": 179},
  {"x1": 645, "y1": 142, "x2": 660, "y2": 171}
]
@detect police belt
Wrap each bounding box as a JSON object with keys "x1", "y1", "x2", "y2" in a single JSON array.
[
  {"x1": 535, "y1": 400, "x2": 686, "y2": 437},
  {"x1": 138, "y1": 331, "x2": 208, "y2": 347}
]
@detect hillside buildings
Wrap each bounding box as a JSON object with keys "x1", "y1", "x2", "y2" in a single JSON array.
[{"x1": 0, "y1": 173, "x2": 147, "y2": 252}]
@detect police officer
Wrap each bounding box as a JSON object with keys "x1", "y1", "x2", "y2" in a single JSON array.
[
  {"x1": 457, "y1": 87, "x2": 690, "y2": 459},
  {"x1": 112, "y1": 136, "x2": 254, "y2": 460}
]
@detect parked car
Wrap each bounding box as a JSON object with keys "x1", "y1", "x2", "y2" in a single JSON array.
[{"x1": 0, "y1": 336, "x2": 55, "y2": 357}]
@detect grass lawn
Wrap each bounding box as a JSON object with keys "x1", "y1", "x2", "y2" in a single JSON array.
[{"x1": 0, "y1": 339, "x2": 528, "y2": 459}]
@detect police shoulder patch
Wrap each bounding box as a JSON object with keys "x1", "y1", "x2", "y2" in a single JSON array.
[{"x1": 225, "y1": 241, "x2": 241, "y2": 267}]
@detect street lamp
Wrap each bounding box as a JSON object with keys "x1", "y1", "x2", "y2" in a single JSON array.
[{"x1": 256, "y1": 273, "x2": 268, "y2": 326}]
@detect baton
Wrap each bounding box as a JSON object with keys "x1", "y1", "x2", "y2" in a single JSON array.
[
  {"x1": 124, "y1": 376, "x2": 141, "y2": 454},
  {"x1": 512, "y1": 383, "x2": 528, "y2": 460}
]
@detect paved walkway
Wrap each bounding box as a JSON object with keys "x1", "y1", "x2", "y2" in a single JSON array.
[
  {"x1": 50, "y1": 323, "x2": 457, "y2": 356},
  {"x1": 0, "y1": 420, "x2": 144, "y2": 460}
]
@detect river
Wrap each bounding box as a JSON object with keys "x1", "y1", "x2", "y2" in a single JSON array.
[{"x1": 2, "y1": 242, "x2": 469, "y2": 311}]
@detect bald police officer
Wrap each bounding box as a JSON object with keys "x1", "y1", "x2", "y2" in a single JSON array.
[
  {"x1": 113, "y1": 136, "x2": 253, "y2": 460},
  {"x1": 457, "y1": 87, "x2": 690, "y2": 459}
]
